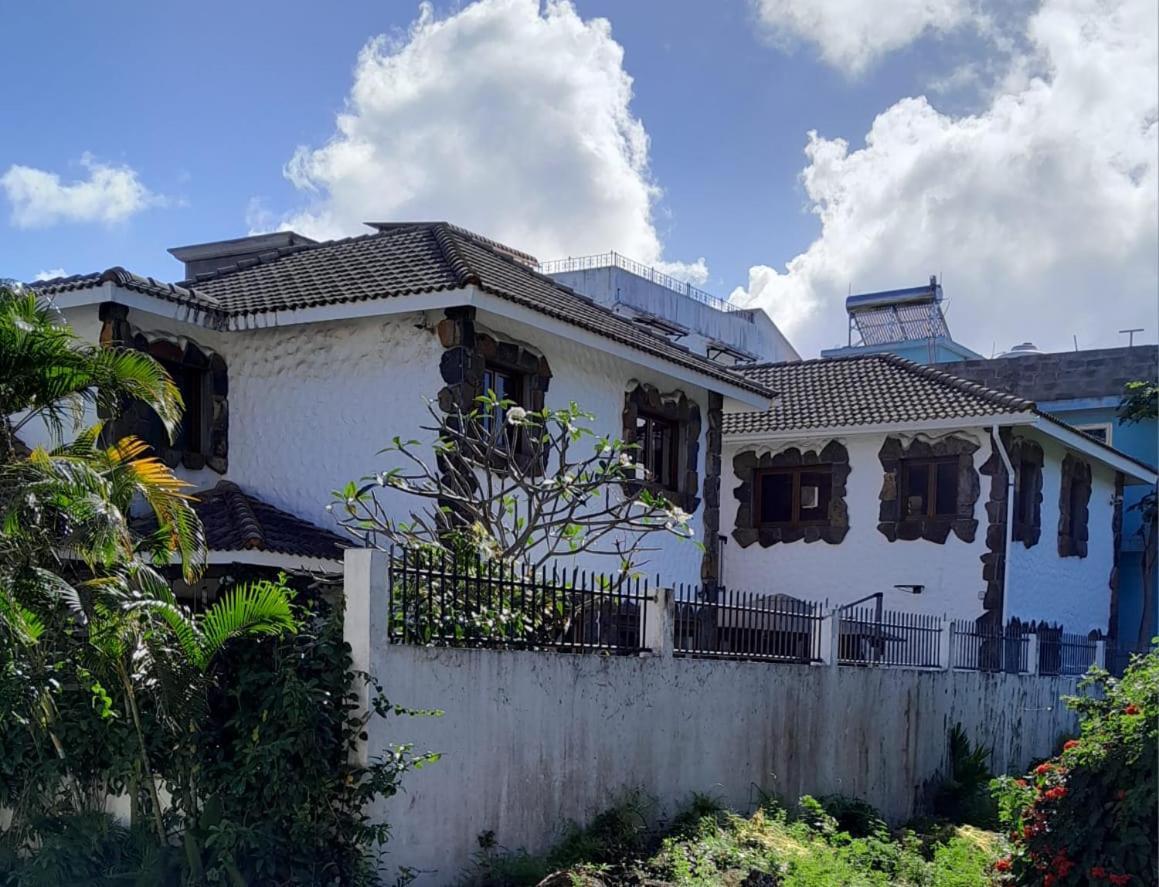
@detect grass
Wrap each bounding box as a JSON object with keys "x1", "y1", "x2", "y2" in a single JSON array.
[{"x1": 462, "y1": 794, "x2": 1005, "y2": 886}]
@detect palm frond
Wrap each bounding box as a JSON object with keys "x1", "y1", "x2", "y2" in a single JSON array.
[{"x1": 196, "y1": 580, "x2": 298, "y2": 667}]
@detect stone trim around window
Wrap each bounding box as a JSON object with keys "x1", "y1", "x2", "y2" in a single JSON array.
[
  {"x1": 435, "y1": 306, "x2": 552, "y2": 416},
  {"x1": 700, "y1": 392, "x2": 723, "y2": 584},
  {"x1": 877, "y1": 435, "x2": 979, "y2": 544},
  {"x1": 99, "y1": 302, "x2": 228, "y2": 473},
  {"x1": 731, "y1": 441, "x2": 851, "y2": 548},
  {"x1": 978, "y1": 428, "x2": 1010, "y2": 627},
  {"x1": 1011, "y1": 437, "x2": 1045, "y2": 548},
  {"x1": 621, "y1": 382, "x2": 702, "y2": 514},
  {"x1": 1058, "y1": 453, "x2": 1092, "y2": 558}
]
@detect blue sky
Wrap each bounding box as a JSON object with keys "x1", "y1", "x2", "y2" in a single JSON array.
[{"x1": 1, "y1": 0, "x2": 1155, "y2": 356}]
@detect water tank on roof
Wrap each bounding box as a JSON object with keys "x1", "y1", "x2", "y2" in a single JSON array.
[{"x1": 997, "y1": 342, "x2": 1044, "y2": 358}]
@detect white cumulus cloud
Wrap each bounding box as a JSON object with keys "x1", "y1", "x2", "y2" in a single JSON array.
[
  {"x1": 0, "y1": 153, "x2": 162, "y2": 228},
  {"x1": 735, "y1": 0, "x2": 1159, "y2": 356},
  {"x1": 752, "y1": 0, "x2": 976, "y2": 74},
  {"x1": 33, "y1": 268, "x2": 67, "y2": 281},
  {"x1": 277, "y1": 0, "x2": 693, "y2": 270}
]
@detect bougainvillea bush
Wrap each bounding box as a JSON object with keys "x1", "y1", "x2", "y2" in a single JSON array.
[{"x1": 990, "y1": 645, "x2": 1157, "y2": 886}]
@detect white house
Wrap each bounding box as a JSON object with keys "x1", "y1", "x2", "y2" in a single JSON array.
[
  {"x1": 720, "y1": 355, "x2": 1157, "y2": 633},
  {"x1": 27, "y1": 223, "x2": 778, "y2": 589}
]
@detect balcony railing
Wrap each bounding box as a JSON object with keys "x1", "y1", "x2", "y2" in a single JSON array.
[{"x1": 540, "y1": 251, "x2": 754, "y2": 320}]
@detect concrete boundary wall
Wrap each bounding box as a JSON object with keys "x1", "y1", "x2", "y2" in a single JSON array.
[{"x1": 346, "y1": 553, "x2": 1083, "y2": 885}]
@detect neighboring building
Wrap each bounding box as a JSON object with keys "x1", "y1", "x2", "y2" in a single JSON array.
[
  {"x1": 721, "y1": 354, "x2": 1157, "y2": 633},
  {"x1": 942, "y1": 346, "x2": 1159, "y2": 648},
  {"x1": 543, "y1": 252, "x2": 799, "y2": 365},
  {"x1": 27, "y1": 223, "x2": 776, "y2": 591},
  {"x1": 820, "y1": 277, "x2": 983, "y2": 365}
]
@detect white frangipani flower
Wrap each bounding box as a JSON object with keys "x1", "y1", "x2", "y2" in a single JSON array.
[{"x1": 505, "y1": 406, "x2": 528, "y2": 425}]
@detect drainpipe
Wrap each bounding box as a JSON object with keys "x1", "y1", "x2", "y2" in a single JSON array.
[{"x1": 990, "y1": 426, "x2": 1016, "y2": 627}]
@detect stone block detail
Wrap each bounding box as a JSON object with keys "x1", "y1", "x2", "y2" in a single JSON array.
[
  {"x1": 1058, "y1": 453, "x2": 1092, "y2": 558},
  {"x1": 876, "y1": 435, "x2": 980, "y2": 545},
  {"x1": 731, "y1": 441, "x2": 851, "y2": 547}
]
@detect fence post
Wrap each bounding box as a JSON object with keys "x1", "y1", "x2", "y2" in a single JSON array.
[
  {"x1": 643, "y1": 587, "x2": 674, "y2": 658},
  {"x1": 825, "y1": 607, "x2": 841, "y2": 669},
  {"x1": 938, "y1": 617, "x2": 952, "y2": 670},
  {"x1": 1095, "y1": 639, "x2": 1107, "y2": 670},
  {"x1": 343, "y1": 547, "x2": 389, "y2": 766},
  {"x1": 1026, "y1": 632, "x2": 1040, "y2": 676}
]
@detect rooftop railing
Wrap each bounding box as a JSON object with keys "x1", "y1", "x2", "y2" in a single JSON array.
[{"x1": 540, "y1": 251, "x2": 754, "y2": 320}]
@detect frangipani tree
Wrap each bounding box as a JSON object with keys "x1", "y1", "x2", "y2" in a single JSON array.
[{"x1": 335, "y1": 395, "x2": 696, "y2": 574}]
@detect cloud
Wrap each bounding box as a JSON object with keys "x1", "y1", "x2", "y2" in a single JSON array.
[
  {"x1": 33, "y1": 268, "x2": 66, "y2": 282},
  {"x1": 0, "y1": 153, "x2": 162, "y2": 228},
  {"x1": 735, "y1": 0, "x2": 1159, "y2": 356},
  {"x1": 278, "y1": 0, "x2": 693, "y2": 270},
  {"x1": 752, "y1": 0, "x2": 977, "y2": 74}
]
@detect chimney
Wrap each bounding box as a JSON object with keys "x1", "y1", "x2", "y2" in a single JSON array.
[{"x1": 169, "y1": 231, "x2": 315, "y2": 280}]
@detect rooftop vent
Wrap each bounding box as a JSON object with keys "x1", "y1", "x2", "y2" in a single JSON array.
[
  {"x1": 997, "y1": 342, "x2": 1044, "y2": 359},
  {"x1": 169, "y1": 231, "x2": 315, "y2": 279}
]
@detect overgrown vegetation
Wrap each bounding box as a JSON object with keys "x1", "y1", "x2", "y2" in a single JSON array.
[
  {"x1": 0, "y1": 287, "x2": 432, "y2": 884},
  {"x1": 990, "y1": 646, "x2": 1158, "y2": 886},
  {"x1": 463, "y1": 793, "x2": 1006, "y2": 887}
]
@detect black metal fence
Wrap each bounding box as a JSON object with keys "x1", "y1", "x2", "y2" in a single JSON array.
[
  {"x1": 672, "y1": 585, "x2": 824, "y2": 663},
  {"x1": 1037, "y1": 630, "x2": 1098, "y2": 676},
  {"x1": 837, "y1": 605, "x2": 942, "y2": 668},
  {"x1": 950, "y1": 620, "x2": 1030, "y2": 673},
  {"x1": 387, "y1": 548, "x2": 649, "y2": 653},
  {"x1": 1105, "y1": 641, "x2": 1154, "y2": 677}
]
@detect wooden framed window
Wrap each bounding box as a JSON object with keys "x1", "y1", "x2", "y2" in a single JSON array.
[
  {"x1": 481, "y1": 363, "x2": 528, "y2": 428},
  {"x1": 1016, "y1": 458, "x2": 1037, "y2": 527},
  {"x1": 755, "y1": 466, "x2": 833, "y2": 527},
  {"x1": 635, "y1": 411, "x2": 680, "y2": 492},
  {"x1": 138, "y1": 342, "x2": 210, "y2": 458},
  {"x1": 899, "y1": 457, "x2": 959, "y2": 518}
]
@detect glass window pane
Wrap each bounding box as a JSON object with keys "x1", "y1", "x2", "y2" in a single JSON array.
[
  {"x1": 799, "y1": 470, "x2": 832, "y2": 520},
  {"x1": 935, "y1": 461, "x2": 958, "y2": 515},
  {"x1": 759, "y1": 472, "x2": 793, "y2": 524},
  {"x1": 1017, "y1": 460, "x2": 1035, "y2": 524},
  {"x1": 903, "y1": 463, "x2": 929, "y2": 517}
]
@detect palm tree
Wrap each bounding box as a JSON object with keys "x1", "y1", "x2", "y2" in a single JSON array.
[
  {"x1": 0, "y1": 285, "x2": 299, "y2": 857},
  {"x1": 0, "y1": 286, "x2": 182, "y2": 463}
]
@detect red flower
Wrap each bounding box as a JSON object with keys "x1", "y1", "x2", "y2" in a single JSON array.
[
  {"x1": 1063, "y1": 739, "x2": 1080, "y2": 751},
  {"x1": 1044, "y1": 786, "x2": 1069, "y2": 801},
  {"x1": 1015, "y1": 778, "x2": 1029, "y2": 788},
  {"x1": 995, "y1": 858, "x2": 1012, "y2": 872},
  {"x1": 1035, "y1": 762, "x2": 1054, "y2": 775},
  {"x1": 1124, "y1": 704, "x2": 1140, "y2": 715},
  {"x1": 1108, "y1": 875, "x2": 1131, "y2": 886},
  {"x1": 1044, "y1": 874, "x2": 1056, "y2": 887},
  {"x1": 1091, "y1": 866, "x2": 1108, "y2": 879}
]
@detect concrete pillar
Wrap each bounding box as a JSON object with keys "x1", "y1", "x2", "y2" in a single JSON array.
[
  {"x1": 1095, "y1": 639, "x2": 1107, "y2": 670},
  {"x1": 822, "y1": 609, "x2": 841, "y2": 669},
  {"x1": 1026, "y1": 633, "x2": 1040, "y2": 676},
  {"x1": 343, "y1": 547, "x2": 389, "y2": 766},
  {"x1": 644, "y1": 588, "x2": 674, "y2": 657},
  {"x1": 938, "y1": 617, "x2": 952, "y2": 670}
]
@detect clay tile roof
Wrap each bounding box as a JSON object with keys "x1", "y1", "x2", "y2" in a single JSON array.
[
  {"x1": 724, "y1": 353, "x2": 1036, "y2": 435},
  {"x1": 148, "y1": 481, "x2": 348, "y2": 561},
  {"x1": 30, "y1": 267, "x2": 222, "y2": 318},
  {"x1": 177, "y1": 222, "x2": 774, "y2": 398}
]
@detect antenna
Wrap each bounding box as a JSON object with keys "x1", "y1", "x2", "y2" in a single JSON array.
[{"x1": 1119, "y1": 328, "x2": 1144, "y2": 347}]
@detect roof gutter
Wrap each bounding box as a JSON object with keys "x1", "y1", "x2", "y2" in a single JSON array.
[{"x1": 1030, "y1": 416, "x2": 1157, "y2": 484}]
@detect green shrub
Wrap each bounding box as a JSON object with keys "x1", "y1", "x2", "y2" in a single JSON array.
[
  {"x1": 991, "y1": 645, "x2": 1158, "y2": 885},
  {"x1": 818, "y1": 795, "x2": 887, "y2": 838},
  {"x1": 933, "y1": 723, "x2": 997, "y2": 827}
]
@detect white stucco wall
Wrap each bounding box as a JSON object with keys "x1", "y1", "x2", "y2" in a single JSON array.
[
  {"x1": 720, "y1": 431, "x2": 994, "y2": 621},
  {"x1": 46, "y1": 298, "x2": 714, "y2": 588},
  {"x1": 368, "y1": 643, "x2": 1081, "y2": 885},
  {"x1": 472, "y1": 308, "x2": 710, "y2": 587},
  {"x1": 1005, "y1": 432, "x2": 1116, "y2": 633}
]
